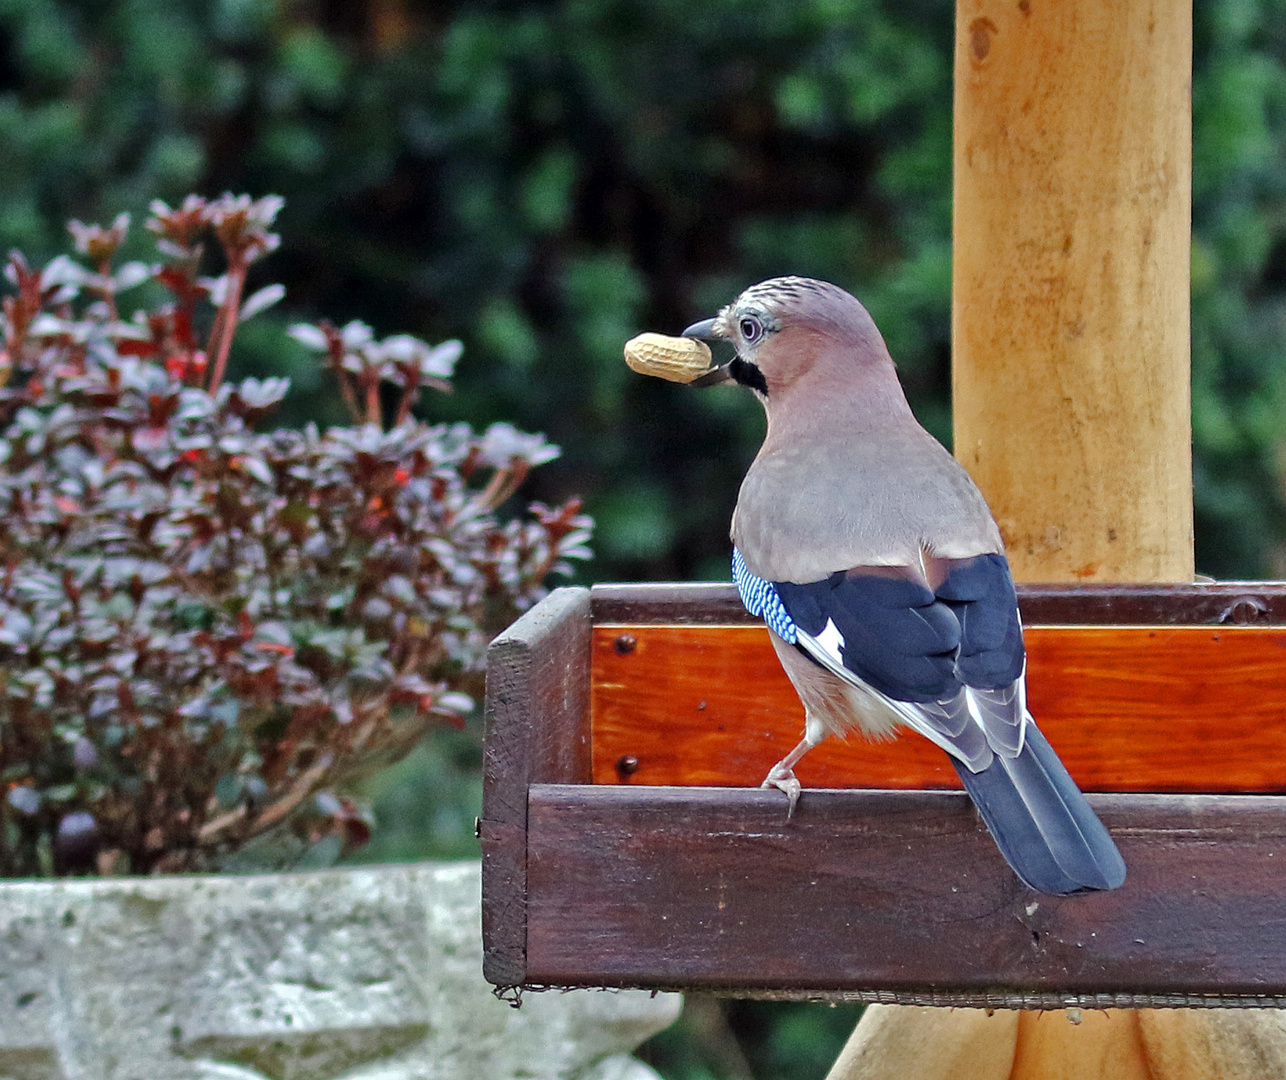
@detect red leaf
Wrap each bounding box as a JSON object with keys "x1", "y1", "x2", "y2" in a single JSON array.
[{"x1": 256, "y1": 642, "x2": 294, "y2": 657}]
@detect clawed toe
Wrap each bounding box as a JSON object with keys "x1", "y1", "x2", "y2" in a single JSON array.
[{"x1": 761, "y1": 766, "x2": 802, "y2": 819}]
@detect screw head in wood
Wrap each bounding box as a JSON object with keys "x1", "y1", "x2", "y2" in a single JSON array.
[{"x1": 1221, "y1": 596, "x2": 1269, "y2": 625}]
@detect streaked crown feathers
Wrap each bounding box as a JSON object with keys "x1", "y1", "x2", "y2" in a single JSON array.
[{"x1": 715, "y1": 277, "x2": 877, "y2": 345}]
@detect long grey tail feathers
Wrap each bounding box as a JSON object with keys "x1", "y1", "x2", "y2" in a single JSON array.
[{"x1": 950, "y1": 723, "x2": 1126, "y2": 896}]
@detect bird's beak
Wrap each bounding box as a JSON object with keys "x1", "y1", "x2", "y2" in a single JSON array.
[
  {"x1": 682, "y1": 318, "x2": 733, "y2": 386},
  {"x1": 682, "y1": 318, "x2": 721, "y2": 341}
]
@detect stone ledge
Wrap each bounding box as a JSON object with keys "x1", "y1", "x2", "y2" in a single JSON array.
[{"x1": 0, "y1": 861, "x2": 681, "y2": 1080}]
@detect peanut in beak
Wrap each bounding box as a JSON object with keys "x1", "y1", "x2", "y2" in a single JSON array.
[{"x1": 623, "y1": 332, "x2": 714, "y2": 384}]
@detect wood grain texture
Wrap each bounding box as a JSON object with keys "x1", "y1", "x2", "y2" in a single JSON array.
[
  {"x1": 1009, "y1": 1009, "x2": 1153, "y2": 1080},
  {"x1": 826, "y1": 1006, "x2": 1020, "y2": 1080},
  {"x1": 592, "y1": 623, "x2": 1286, "y2": 792},
  {"x1": 525, "y1": 785, "x2": 1286, "y2": 1004},
  {"x1": 1135, "y1": 1009, "x2": 1286, "y2": 1078},
  {"x1": 480, "y1": 586, "x2": 592, "y2": 986},
  {"x1": 952, "y1": 0, "x2": 1193, "y2": 582},
  {"x1": 833, "y1": 1000, "x2": 1286, "y2": 1079}
]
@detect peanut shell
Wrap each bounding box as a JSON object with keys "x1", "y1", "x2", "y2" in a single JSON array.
[{"x1": 623, "y1": 332, "x2": 713, "y2": 384}]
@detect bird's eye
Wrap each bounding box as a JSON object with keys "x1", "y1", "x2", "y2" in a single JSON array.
[{"x1": 739, "y1": 316, "x2": 763, "y2": 343}]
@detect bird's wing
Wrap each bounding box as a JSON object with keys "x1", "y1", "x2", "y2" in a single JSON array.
[{"x1": 734, "y1": 549, "x2": 1026, "y2": 772}]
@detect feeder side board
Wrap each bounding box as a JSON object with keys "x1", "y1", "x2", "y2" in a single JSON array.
[
  {"x1": 524, "y1": 785, "x2": 1286, "y2": 1006},
  {"x1": 593, "y1": 582, "x2": 758, "y2": 624},
  {"x1": 481, "y1": 586, "x2": 592, "y2": 986},
  {"x1": 590, "y1": 581, "x2": 1286, "y2": 626}
]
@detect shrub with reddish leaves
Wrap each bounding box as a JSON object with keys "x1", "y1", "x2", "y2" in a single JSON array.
[{"x1": 0, "y1": 195, "x2": 590, "y2": 875}]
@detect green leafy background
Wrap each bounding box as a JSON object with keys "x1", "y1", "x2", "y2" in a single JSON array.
[{"x1": 4, "y1": 0, "x2": 1285, "y2": 1075}]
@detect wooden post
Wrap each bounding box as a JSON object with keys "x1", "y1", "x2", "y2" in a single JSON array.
[
  {"x1": 829, "y1": 1008, "x2": 1286, "y2": 1080},
  {"x1": 946, "y1": 0, "x2": 1206, "y2": 1066},
  {"x1": 951, "y1": 0, "x2": 1193, "y2": 583},
  {"x1": 832, "y1": 0, "x2": 1203, "y2": 1076}
]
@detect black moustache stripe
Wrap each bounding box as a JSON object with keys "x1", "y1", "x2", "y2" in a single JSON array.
[{"x1": 730, "y1": 357, "x2": 768, "y2": 396}]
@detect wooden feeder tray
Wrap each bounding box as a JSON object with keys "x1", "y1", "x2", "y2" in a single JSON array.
[{"x1": 481, "y1": 582, "x2": 1286, "y2": 1008}]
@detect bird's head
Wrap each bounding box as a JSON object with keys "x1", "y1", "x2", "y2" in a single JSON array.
[{"x1": 683, "y1": 276, "x2": 888, "y2": 399}]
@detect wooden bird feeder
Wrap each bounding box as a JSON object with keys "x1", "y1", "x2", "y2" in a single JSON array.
[
  {"x1": 481, "y1": 0, "x2": 1285, "y2": 1015},
  {"x1": 482, "y1": 581, "x2": 1286, "y2": 1007}
]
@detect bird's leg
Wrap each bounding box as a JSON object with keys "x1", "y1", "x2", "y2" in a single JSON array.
[{"x1": 760, "y1": 736, "x2": 818, "y2": 820}]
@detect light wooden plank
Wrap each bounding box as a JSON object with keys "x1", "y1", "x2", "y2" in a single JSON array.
[{"x1": 953, "y1": 0, "x2": 1193, "y2": 582}]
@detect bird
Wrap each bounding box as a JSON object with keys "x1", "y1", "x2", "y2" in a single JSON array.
[{"x1": 682, "y1": 276, "x2": 1126, "y2": 896}]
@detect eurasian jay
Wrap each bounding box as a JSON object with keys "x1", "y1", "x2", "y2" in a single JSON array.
[{"x1": 683, "y1": 276, "x2": 1126, "y2": 896}]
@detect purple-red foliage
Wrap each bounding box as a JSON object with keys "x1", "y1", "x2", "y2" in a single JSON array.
[{"x1": 0, "y1": 195, "x2": 591, "y2": 875}]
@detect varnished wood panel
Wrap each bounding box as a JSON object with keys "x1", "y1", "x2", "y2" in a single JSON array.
[
  {"x1": 525, "y1": 785, "x2": 1286, "y2": 1005},
  {"x1": 591, "y1": 624, "x2": 1286, "y2": 793}
]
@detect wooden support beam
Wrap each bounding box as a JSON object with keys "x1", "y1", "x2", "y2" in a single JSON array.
[
  {"x1": 951, "y1": 0, "x2": 1193, "y2": 583},
  {"x1": 834, "y1": 0, "x2": 1199, "y2": 1073}
]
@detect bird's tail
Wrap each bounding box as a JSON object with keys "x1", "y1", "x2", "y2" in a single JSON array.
[{"x1": 950, "y1": 723, "x2": 1126, "y2": 895}]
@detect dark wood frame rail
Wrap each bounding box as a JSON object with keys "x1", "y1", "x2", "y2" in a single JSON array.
[{"x1": 482, "y1": 581, "x2": 1286, "y2": 1008}]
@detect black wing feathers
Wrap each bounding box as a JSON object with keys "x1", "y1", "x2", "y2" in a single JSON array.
[
  {"x1": 773, "y1": 554, "x2": 1022, "y2": 703},
  {"x1": 935, "y1": 554, "x2": 1024, "y2": 689},
  {"x1": 776, "y1": 574, "x2": 960, "y2": 702},
  {"x1": 769, "y1": 552, "x2": 1126, "y2": 895}
]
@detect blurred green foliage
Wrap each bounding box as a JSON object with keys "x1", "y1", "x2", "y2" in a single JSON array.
[
  {"x1": 0, "y1": 0, "x2": 963, "y2": 590},
  {"x1": 638, "y1": 996, "x2": 865, "y2": 1080},
  {"x1": 1191, "y1": 2, "x2": 1286, "y2": 576},
  {"x1": 5, "y1": 0, "x2": 1286, "y2": 1075},
  {"x1": 4, "y1": 0, "x2": 1282, "y2": 578}
]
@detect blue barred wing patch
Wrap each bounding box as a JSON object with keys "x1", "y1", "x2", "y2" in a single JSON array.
[{"x1": 732, "y1": 548, "x2": 797, "y2": 644}]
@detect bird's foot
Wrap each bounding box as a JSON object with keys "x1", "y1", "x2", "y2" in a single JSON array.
[{"x1": 761, "y1": 765, "x2": 802, "y2": 820}]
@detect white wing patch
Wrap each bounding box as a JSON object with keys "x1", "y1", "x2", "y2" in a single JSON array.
[{"x1": 812, "y1": 619, "x2": 846, "y2": 667}]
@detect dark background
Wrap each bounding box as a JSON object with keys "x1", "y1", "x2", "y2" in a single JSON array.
[{"x1": 4, "y1": 1, "x2": 1286, "y2": 1075}]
